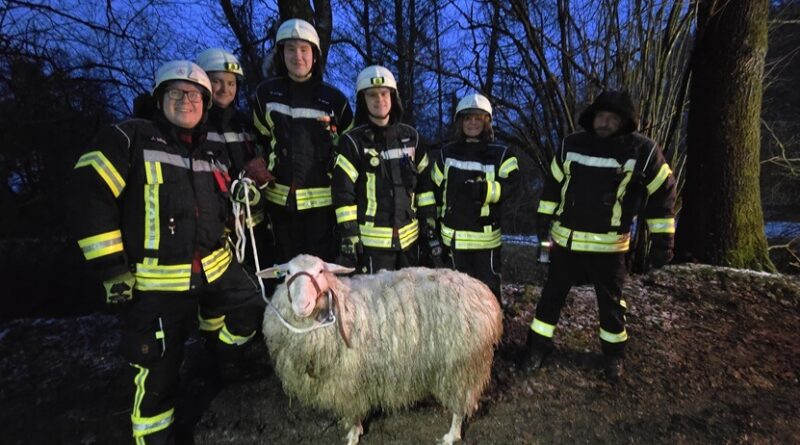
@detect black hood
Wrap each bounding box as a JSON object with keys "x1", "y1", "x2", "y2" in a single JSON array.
[{"x1": 578, "y1": 90, "x2": 639, "y2": 135}]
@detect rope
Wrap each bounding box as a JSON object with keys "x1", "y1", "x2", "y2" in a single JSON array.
[{"x1": 230, "y1": 175, "x2": 336, "y2": 335}]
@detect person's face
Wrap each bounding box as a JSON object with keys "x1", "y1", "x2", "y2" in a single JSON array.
[
  {"x1": 364, "y1": 87, "x2": 392, "y2": 125},
  {"x1": 162, "y1": 81, "x2": 204, "y2": 129},
  {"x1": 593, "y1": 110, "x2": 622, "y2": 138},
  {"x1": 209, "y1": 71, "x2": 237, "y2": 109},
  {"x1": 283, "y1": 40, "x2": 314, "y2": 81},
  {"x1": 462, "y1": 112, "x2": 489, "y2": 138}
]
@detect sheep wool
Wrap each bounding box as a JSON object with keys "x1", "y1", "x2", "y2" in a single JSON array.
[{"x1": 259, "y1": 255, "x2": 503, "y2": 445}]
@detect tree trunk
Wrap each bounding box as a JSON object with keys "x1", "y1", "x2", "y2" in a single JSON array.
[{"x1": 676, "y1": 0, "x2": 774, "y2": 271}]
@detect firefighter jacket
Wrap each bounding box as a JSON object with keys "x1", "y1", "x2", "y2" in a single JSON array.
[
  {"x1": 69, "y1": 115, "x2": 234, "y2": 291},
  {"x1": 432, "y1": 139, "x2": 520, "y2": 250},
  {"x1": 206, "y1": 105, "x2": 260, "y2": 178},
  {"x1": 332, "y1": 122, "x2": 436, "y2": 250},
  {"x1": 538, "y1": 130, "x2": 677, "y2": 253},
  {"x1": 253, "y1": 76, "x2": 353, "y2": 212},
  {"x1": 206, "y1": 105, "x2": 266, "y2": 228}
]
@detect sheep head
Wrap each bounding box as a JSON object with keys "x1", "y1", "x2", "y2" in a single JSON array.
[{"x1": 257, "y1": 255, "x2": 354, "y2": 319}]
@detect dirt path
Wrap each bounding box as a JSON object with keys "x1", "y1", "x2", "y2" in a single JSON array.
[{"x1": 2, "y1": 264, "x2": 799, "y2": 444}]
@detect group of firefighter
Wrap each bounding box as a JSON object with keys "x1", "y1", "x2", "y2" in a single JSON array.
[{"x1": 68, "y1": 18, "x2": 676, "y2": 445}]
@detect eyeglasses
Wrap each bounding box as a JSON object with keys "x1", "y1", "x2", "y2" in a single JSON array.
[{"x1": 165, "y1": 88, "x2": 203, "y2": 103}]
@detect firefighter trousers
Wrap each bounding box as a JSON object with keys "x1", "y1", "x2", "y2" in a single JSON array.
[
  {"x1": 119, "y1": 262, "x2": 263, "y2": 444},
  {"x1": 358, "y1": 244, "x2": 419, "y2": 274},
  {"x1": 531, "y1": 245, "x2": 628, "y2": 356},
  {"x1": 267, "y1": 203, "x2": 336, "y2": 263},
  {"x1": 450, "y1": 247, "x2": 502, "y2": 304}
]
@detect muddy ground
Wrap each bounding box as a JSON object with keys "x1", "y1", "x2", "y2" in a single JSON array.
[{"x1": 1, "y1": 260, "x2": 799, "y2": 445}]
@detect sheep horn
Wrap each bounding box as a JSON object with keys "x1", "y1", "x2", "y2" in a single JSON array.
[{"x1": 330, "y1": 289, "x2": 352, "y2": 349}]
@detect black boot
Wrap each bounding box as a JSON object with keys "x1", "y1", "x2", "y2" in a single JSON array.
[
  {"x1": 603, "y1": 355, "x2": 625, "y2": 383},
  {"x1": 518, "y1": 330, "x2": 552, "y2": 374}
]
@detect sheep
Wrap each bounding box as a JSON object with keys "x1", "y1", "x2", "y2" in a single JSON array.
[{"x1": 256, "y1": 254, "x2": 503, "y2": 445}]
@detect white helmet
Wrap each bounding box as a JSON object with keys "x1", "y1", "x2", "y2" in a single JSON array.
[
  {"x1": 276, "y1": 18, "x2": 320, "y2": 51},
  {"x1": 196, "y1": 48, "x2": 244, "y2": 77},
  {"x1": 153, "y1": 60, "x2": 212, "y2": 109},
  {"x1": 455, "y1": 93, "x2": 493, "y2": 118},
  {"x1": 356, "y1": 65, "x2": 398, "y2": 93}
]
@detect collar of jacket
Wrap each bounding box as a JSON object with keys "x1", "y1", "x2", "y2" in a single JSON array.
[{"x1": 153, "y1": 111, "x2": 209, "y2": 151}]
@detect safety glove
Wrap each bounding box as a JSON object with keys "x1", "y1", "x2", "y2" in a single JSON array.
[
  {"x1": 338, "y1": 236, "x2": 363, "y2": 267},
  {"x1": 103, "y1": 271, "x2": 135, "y2": 305},
  {"x1": 232, "y1": 180, "x2": 261, "y2": 206},
  {"x1": 243, "y1": 157, "x2": 274, "y2": 188}
]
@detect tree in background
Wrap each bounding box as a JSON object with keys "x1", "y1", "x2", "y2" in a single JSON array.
[{"x1": 677, "y1": 0, "x2": 774, "y2": 271}]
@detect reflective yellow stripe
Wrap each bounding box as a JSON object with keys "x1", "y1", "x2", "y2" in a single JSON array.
[
  {"x1": 336, "y1": 205, "x2": 358, "y2": 223},
  {"x1": 555, "y1": 160, "x2": 572, "y2": 216},
  {"x1": 132, "y1": 408, "x2": 175, "y2": 437},
  {"x1": 77, "y1": 230, "x2": 123, "y2": 260},
  {"x1": 359, "y1": 220, "x2": 419, "y2": 249},
  {"x1": 295, "y1": 187, "x2": 332, "y2": 210},
  {"x1": 335, "y1": 154, "x2": 359, "y2": 183},
  {"x1": 219, "y1": 324, "x2": 255, "y2": 346},
  {"x1": 416, "y1": 153, "x2": 429, "y2": 173},
  {"x1": 550, "y1": 222, "x2": 630, "y2": 253},
  {"x1": 252, "y1": 110, "x2": 270, "y2": 138},
  {"x1": 130, "y1": 364, "x2": 174, "y2": 437},
  {"x1": 144, "y1": 161, "x2": 162, "y2": 252},
  {"x1": 134, "y1": 262, "x2": 192, "y2": 292},
  {"x1": 432, "y1": 163, "x2": 444, "y2": 186},
  {"x1": 550, "y1": 157, "x2": 564, "y2": 183},
  {"x1": 202, "y1": 247, "x2": 232, "y2": 283},
  {"x1": 365, "y1": 173, "x2": 377, "y2": 218},
  {"x1": 611, "y1": 159, "x2": 636, "y2": 227},
  {"x1": 133, "y1": 247, "x2": 231, "y2": 291},
  {"x1": 416, "y1": 191, "x2": 436, "y2": 208},
  {"x1": 538, "y1": 200, "x2": 558, "y2": 215},
  {"x1": 74, "y1": 151, "x2": 126, "y2": 197},
  {"x1": 486, "y1": 180, "x2": 501, "y2": 204},
  {"x1": 198, "y1": 312, "x2": 225, "y2": 332},
  {"x1": 264, "y1": 182, "x2": 290, "y2": 206},
  {"x1": 499, "y1": 157, "x2": 519, "y2": 178},
  {"x1": 599, "y1": 327, "x2": 628, "y2": 343},
  {"x1": 531, "y1": 318, "x2": 556, "y2": 338},
  {"x1": 647, "y1": 218, "x2": 676, "y2": 234},
  {"x1": 440, "y1": 224, "x2": 501, "y2": 250},
  {"x1": 264, "y1": 183, "x2": 331, "y2": 209},
  {"x1": 646, "y1": 163, "x2": 672, "y2": 195}
]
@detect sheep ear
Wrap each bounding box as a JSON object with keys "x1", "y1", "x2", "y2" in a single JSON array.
[
  {"x1": 256, "y1": 263, "x2": 289, "y2": 279},
  {"x1": 324, "y1": 261, "x2": 355, "y2": 275}
]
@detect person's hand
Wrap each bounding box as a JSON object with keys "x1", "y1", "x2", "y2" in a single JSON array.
[
  {"x1": 649, "y1": 248, "x2": 673, "y2": 269},
  {"x1": 338, "y1": 235, "x2": 362, "y2": 267},
  {"x1": 103, "y1": 271, "x2": 135, "y2": 305},
  {"x1": 243, "y1": 157, "x2": 274, "y2": 187}
]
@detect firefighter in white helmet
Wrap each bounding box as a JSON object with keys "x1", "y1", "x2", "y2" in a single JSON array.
[
  {"x1": 252, "y1": 18, "x2": 353, "y2": 263},
  {"x1": 431, "y1": 93, "x2": 519, "y2": 302},
  {"x1": 331, "y1": 65, "x2": 436, "y2": 273},
  {"x1": 68, "y1": 60, "x2": 264, "y2": 444}
]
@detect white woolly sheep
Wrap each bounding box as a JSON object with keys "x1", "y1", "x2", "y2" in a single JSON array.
[{"x1": 257, "y1": 254, "x2": 503, "y2": 445}]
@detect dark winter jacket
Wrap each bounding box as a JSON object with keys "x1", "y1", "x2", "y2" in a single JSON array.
[
  {"x1": 253, "y1": 76, "x2": 353, "y2": 211},
  {"x1": 206, "y1": 105, "x2": 259, "y2": 178},
  {"x1": 432, "y1": 139, "x2": 519, "y2": 250},
  {"x1": 332, "y1": 122, "x2": 435, "y2": 250},
  {"x1": 69, "y1": 115, "x2": 234, "y2": 290}
]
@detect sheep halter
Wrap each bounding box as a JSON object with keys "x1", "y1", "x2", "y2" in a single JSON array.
[{"x1": 229, "y1": 176, "x2": 341, "y2": 340}]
